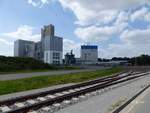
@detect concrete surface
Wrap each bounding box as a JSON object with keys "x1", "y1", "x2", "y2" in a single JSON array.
[
  {"x1": 0, "y1": 68, "x2": 105, "y2": 81},
  {"x1": 55, "y1": 74, "x2": 150, "y2": 113},
  {"x1": 120, "y1": 85, "x2": 150, "y2": 113}
]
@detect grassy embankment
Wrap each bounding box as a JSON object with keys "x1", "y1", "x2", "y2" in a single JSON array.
[
  {"x1": 0, "y1": 56, "x2": 80, "y2": 74},
  {"x1": 0, "y1": 67, "x2": 123, "y2": 95}
]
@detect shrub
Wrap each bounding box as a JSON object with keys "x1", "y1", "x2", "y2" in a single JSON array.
[{"x1": 0, "y1": 56, "x2": 56, "y2": 72}]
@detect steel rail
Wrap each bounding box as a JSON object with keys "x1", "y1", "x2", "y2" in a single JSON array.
[
  {"x1": 6, "y1": 71, "x2": 148, "y2": 113},
  {"x1": 0, "y1": 71, "x2": 128, "y2": 106}
]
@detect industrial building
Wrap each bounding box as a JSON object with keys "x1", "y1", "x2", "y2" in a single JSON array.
[
  {"x1": 14, "y1": 24, "x2": 63, "y2": 65},
  {"x1": 64, "y1": 50, "x2": 76, "y2": 65},
  {"x1": 14, "y1": 40, "x2": 35, "y2": 58},
  {"x1": 80, "y1": 45, "x2": 98, "y2": 64}
]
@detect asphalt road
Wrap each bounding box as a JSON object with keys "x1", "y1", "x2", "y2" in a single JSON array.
[{"x1": 0, "y1": 67, "x2": 106, "y2": 81}]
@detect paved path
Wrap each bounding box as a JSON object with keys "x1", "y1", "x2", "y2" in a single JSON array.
[
  {"x1": 120, "y1": 85, "x2": 150, "y2": 113},
  {"x1": 0, "y1": 67, "x2": 106, "y2": 81},
  {"x1": 56, "y1": 74, "x2": 150, "y2": 113}
]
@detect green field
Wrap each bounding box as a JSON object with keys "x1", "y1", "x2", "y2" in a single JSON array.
[{"x1": 0, "y1": 67, "x2": 123, "y2": 95}]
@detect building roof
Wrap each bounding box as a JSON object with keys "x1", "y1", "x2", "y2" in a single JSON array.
[{"x1": 81, "y1": 45, "x2": 98, "y2": 49}]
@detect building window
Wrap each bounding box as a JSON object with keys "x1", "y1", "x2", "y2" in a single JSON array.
[
  {"x1": 84, "y1": 53, "x2": 87, "y2": 60},
  {"x1": 53, "y1": 52, "x2": 60, "y2": 59},
  {"x1": 46, "y1": 52, "x2": 48, "y2": 62},
  {"x1": 53, "y1": 60, "x2": 60, "y2": 64}
]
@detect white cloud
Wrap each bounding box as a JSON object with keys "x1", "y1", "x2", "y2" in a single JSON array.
[
  {"x1": 58, "y1": 0, "x2": 150, "y2": 26},
  {"x1": 75, "y1": 26, "x2": 118, "y2": 43},
  {"x1": 0, "y1": 25, "x2": 41, "y2": 56},
  {"x1": 0, "y1": 38, "x2": 13, "y2": 56},
  {"x1": 100, "y1": 42, "x2": 150, "y2": 58},
  {"x1": 75, "y1": 10, "x2": 118, "y2": 26},
  {"x1": 74, "y1": 11, "x2": 130, "y2": 43},
  {"x1": 2, "y1": 25, "x2": 41, "y2": 42},
  {"x1": 28, "y1": 0, "x2": 51, "y2": 7},
  {"x1": 121, "y1": 28, "x2": 150, "y2": 45},
  {"x1": 59, "y1": 0, "x2": 118, "y2": 26},
  {"x1": 100, "y1": 27, "x2": 150, "y2": 58},
  {"x1": 145, "y1": 12, "x2": 150, "y2": 22},
  {"x1": 0, "y1": 38, "x2": 13, "y2": 45},
  {"x1": 28, "y1": 0, "x2": 39, "y2": 7},
  {"x1": 27, "y1": 0, "x2": 149, "y2": 25},
  {"x1": 114, "y1": 11, "x2": 129, "y2": 31},
  {"x1": 100, "y1": 44, "x2": 133, "y2": 58},
  {"x1": 131, "y1": 7, "x2": 150, "y2": 22}
]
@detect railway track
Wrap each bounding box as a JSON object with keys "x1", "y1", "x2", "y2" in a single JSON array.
[
  {"x1": 0, "y1": 71, "x2": 149, "y2": 113},
  {"x1": 0, "y1": 71, "x2": 127, "y2": 106}
]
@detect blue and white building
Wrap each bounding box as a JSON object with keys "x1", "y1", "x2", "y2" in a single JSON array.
[{"x1": 80, "y1": 45, "x2": 98, "y2": 64}]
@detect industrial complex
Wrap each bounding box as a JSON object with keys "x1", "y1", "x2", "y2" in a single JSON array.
[
  {"x1": 1, "y1": 1, "x2": 150, "y2": 113},
  {"x1": 14, "y1": 24, "x2": 99, "y2": 65}
]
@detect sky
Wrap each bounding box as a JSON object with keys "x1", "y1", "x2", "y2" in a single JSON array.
[{"x1": 0, "y1": 0, "x2": 150, "y2": 58}]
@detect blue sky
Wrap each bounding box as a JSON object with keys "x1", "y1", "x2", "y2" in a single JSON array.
[{"x1": 0, "y1": 0, "x2": 150, "y2": 58}]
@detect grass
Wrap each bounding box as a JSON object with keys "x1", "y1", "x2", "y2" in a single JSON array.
[{"x1": 0, "y1": 67, "x2": 123, "y2": 95}]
